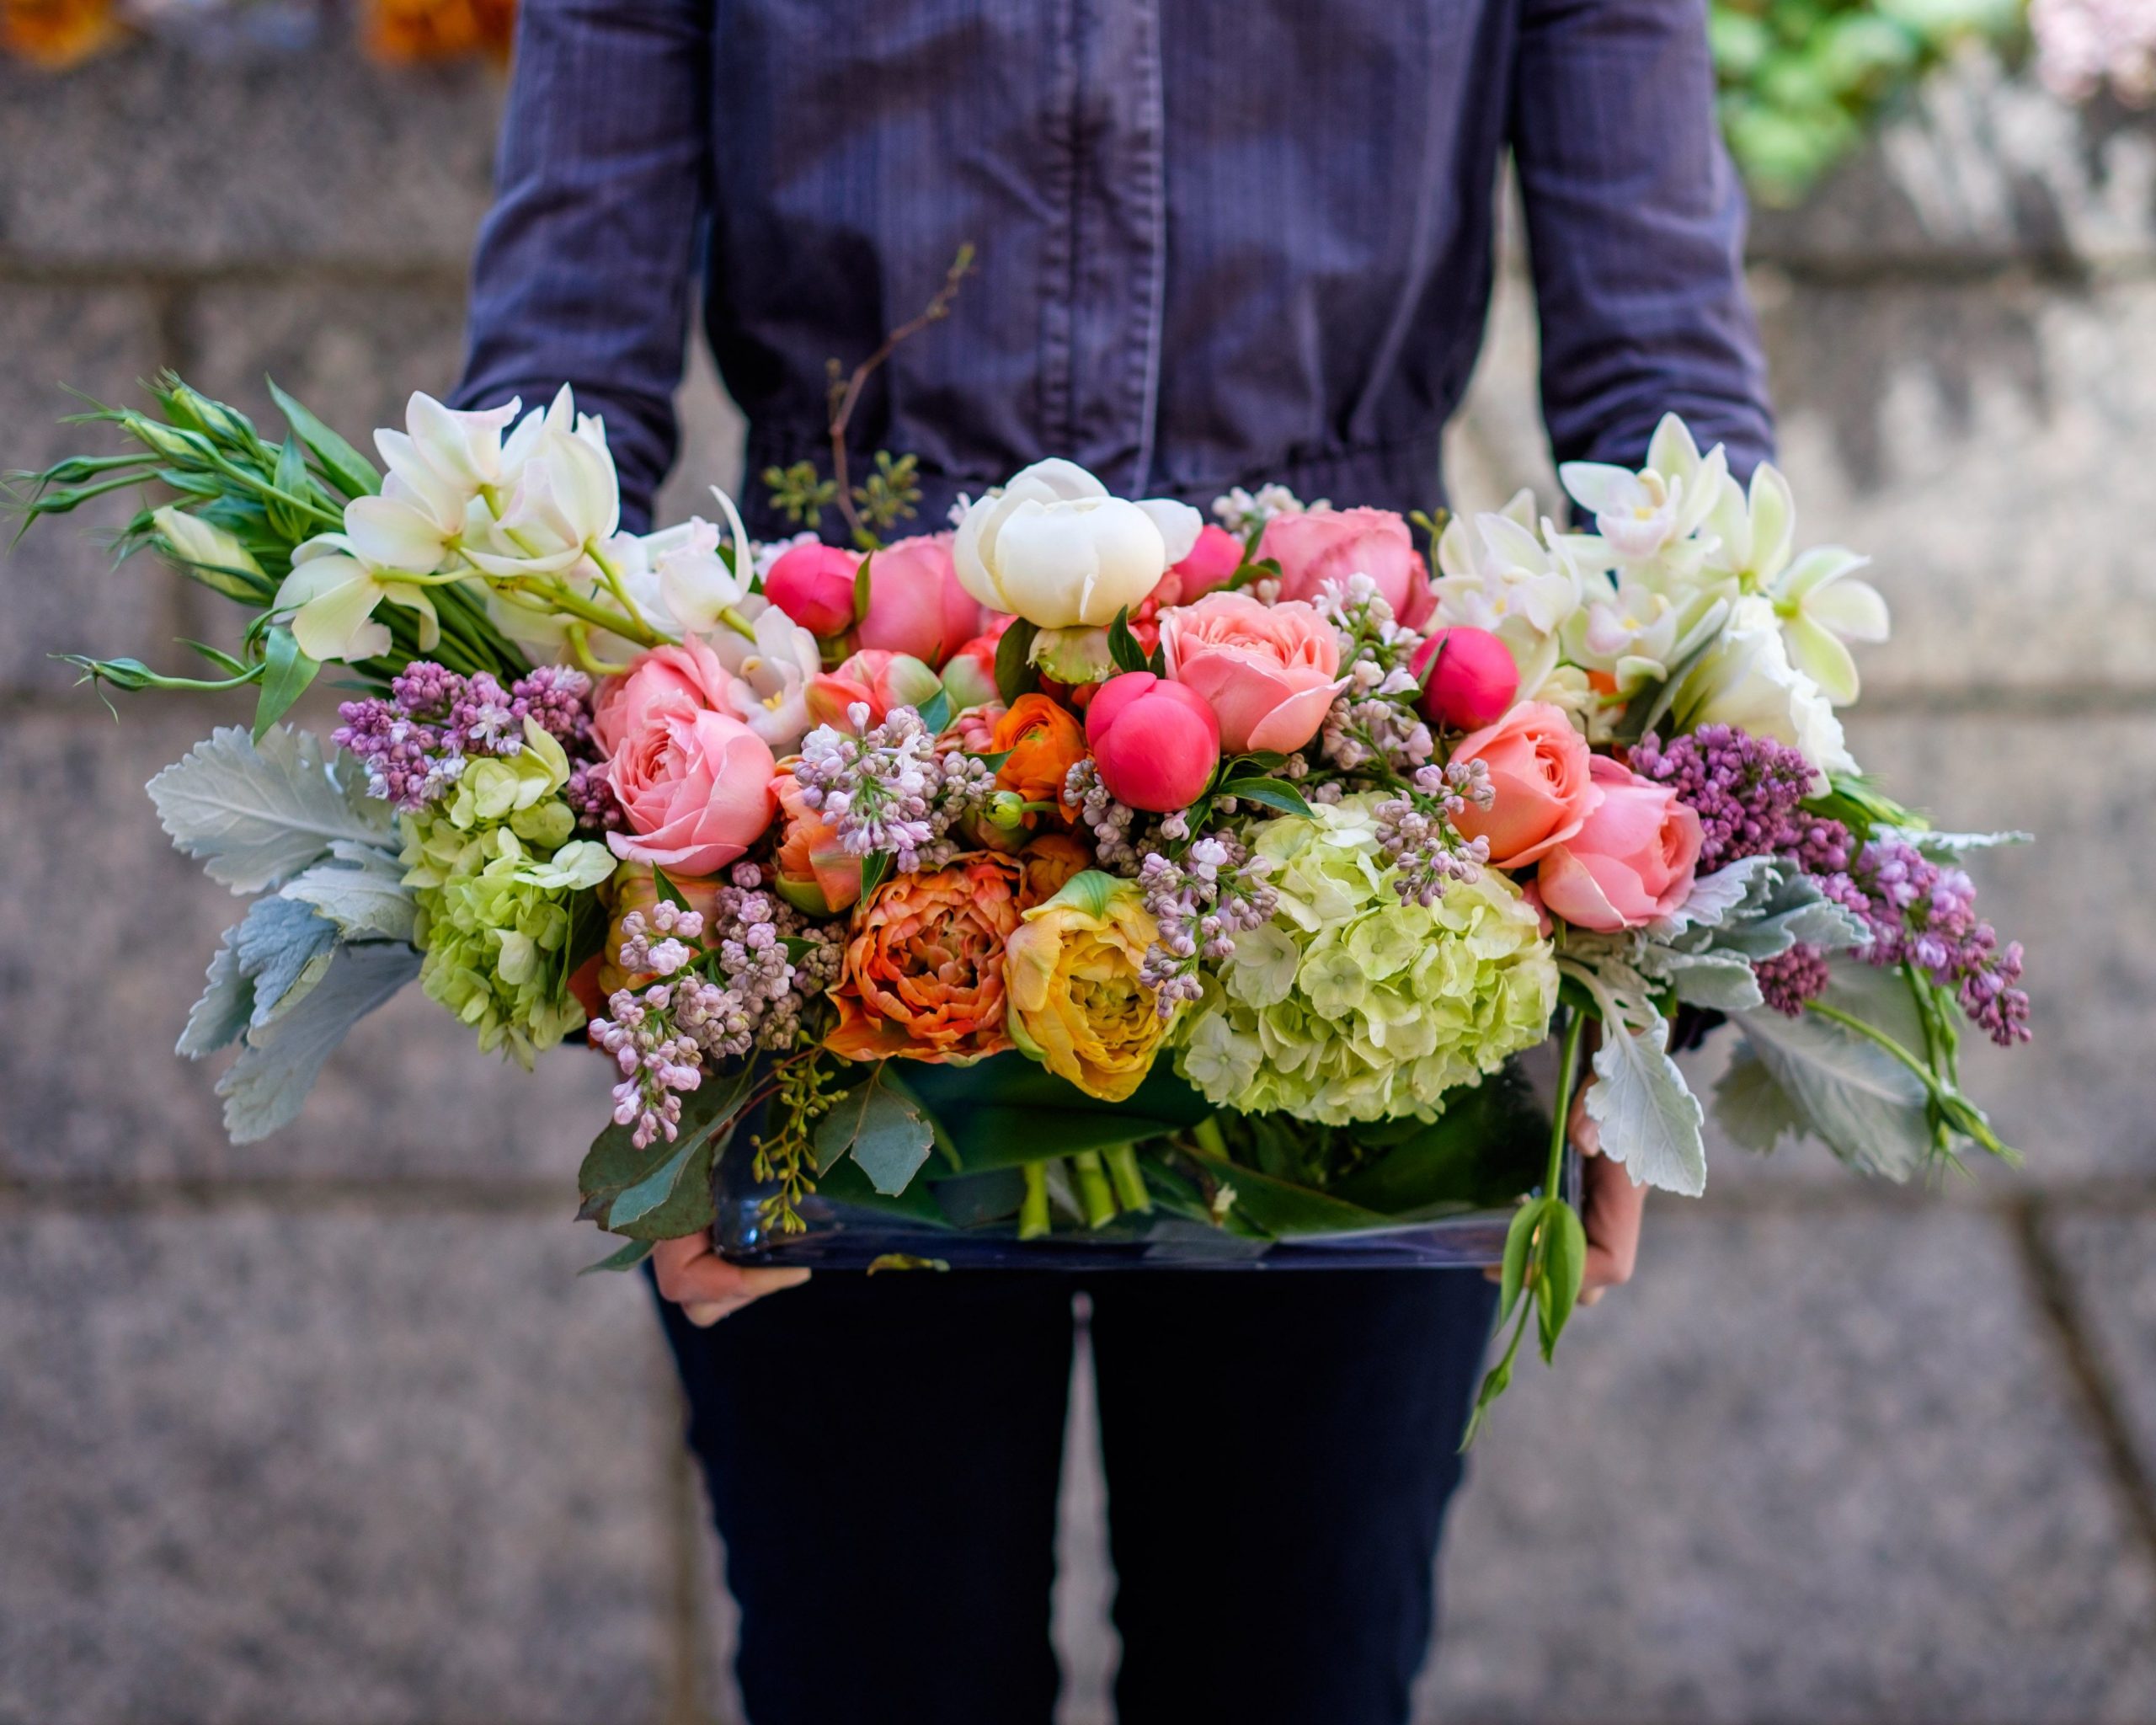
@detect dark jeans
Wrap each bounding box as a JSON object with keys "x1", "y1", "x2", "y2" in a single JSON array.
[{"x1": 656, "y1": 1268, "x2": 1497, "y2": 1725}]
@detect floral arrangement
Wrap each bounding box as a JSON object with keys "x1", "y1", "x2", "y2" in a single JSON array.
[{"x1": 12, "y1": 372, "x2": 2030, "y2": 1420}]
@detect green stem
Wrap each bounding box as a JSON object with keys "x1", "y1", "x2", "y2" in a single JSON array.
[
  {"x1": 1545, "y1": 1008, "x2": 1588, "y2": 1203},
  {"x1": 204, "y1": 450, "x2": 342, "y2": 530},
  {"x1": 1804, "y1": 999, "x2": 2011, "y2": 1160},
  {"x1": 1102, "y1": 1143, "x2": 1152, "y2": 1214},
  {"x1": 1017, "y1": 1161, "x2": 1050, "y2": 1240},
  {"x1": 1071, "y1": 1151, "x2": 1118, "y2": 1228},
  {"x1": 1191, "y1": 1115, "x2": 1229, "y2": 1159}
]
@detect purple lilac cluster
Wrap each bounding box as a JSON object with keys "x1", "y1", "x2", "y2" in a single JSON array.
[
  {"x1": 1064, "y1": 758, "x2": 1145, "y2": 873},
  {"x1": 1848, "y1": 840, "x2": 2031, "y2": 1045},
  {"x1": 1373, "y1": 759, "x2": 1495, "y2": 906},
  {"x1": 791, "y1": 703, "x2": 992, "y2": 872},
  {"x1": 590, "y1": 900, "x2": 709, "y2": 1150},
  {"x1": 1321, "y1": 659, "x2": 1435, "y2": 777},
  {"x1": 1629, "y1": 725, "x2": 1853, "y2": 876},
  {"x1": 1136, "y1": 836, "x2": 1278, "y2": 1014},
  {"x1": 333, "y1": 660, "x2": 600, "y2": 814}
]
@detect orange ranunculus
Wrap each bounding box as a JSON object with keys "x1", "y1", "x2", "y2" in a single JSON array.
[
  {"x1": 990, "y1": 692, "x2": 1087, "y2": 820},
  {"x1": 1017, "y1": 835, "x2": 1093, "y2": 907},
  {"x1": 825, "y1": 854, "x2": 1024, "y2": 1063}
]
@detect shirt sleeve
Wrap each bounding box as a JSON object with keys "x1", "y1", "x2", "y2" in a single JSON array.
[
  {"x1": 1508, "y1": 0, "x2": 1775, "y2": 478},
  {"x1": 452, "y1": 0, "x2": 713, "y2": 531}
]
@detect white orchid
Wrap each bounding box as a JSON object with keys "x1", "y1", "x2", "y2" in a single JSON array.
[
  {"x1": 1668, "y1": 594, "x2": 1855, "y2": 788},
  {"x1": 1560, "y1": 416, "x2": 1726, "y2": 576},
  {"x1": 953, "y1": 458, "x2": 1203, "y2": 629},
  {"x1": 1433, "y1": 490, "x2": 1585, "y2": 695},
  {"x1": 274, "y1": 534, "x2": 439, "y2": 664},
  {"x1": 463, "y1": 420, "x2": 622, "y2": 581},
  {"x1": 710, "y1": 596, "x2": 821, "y2": 750}
]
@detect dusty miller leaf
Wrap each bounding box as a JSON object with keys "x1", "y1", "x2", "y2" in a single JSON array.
[
  {"x1": 282, "y1": 848, "x2": 418, "y2": 944},
  {"x1": 177, "y1": 934, "x2": 253, "y2": 1059},
  {"x1": 216, "y1": 942, "x2": 420, "y2": 1143},
  {"x1": 147, "y1": 725, "x2": 390, "y2": 894},
  {"x1": 1711, "y1": 1042, "x2": 1807, "y2": 1155},
  {"x1": 1585, "y1": 1013, "x2": 1707, "y2": 1197},
  {"x1": 232, "y1": 894, "x2": 339, "y2": 1028}
]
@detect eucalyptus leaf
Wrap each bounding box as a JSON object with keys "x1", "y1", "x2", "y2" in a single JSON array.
[
  {"x1": 609, "y1": 1136, "x2": 702, "y2": 1230},
  {"x1": 148, "y1": 725, "x2": 391, "y2": 894},
  {"x1": 1217, "y1": 777, "x2": 1313, "y2": 819},
  {"x1": 814, "y1": 1065, "x2": 937, "y2": 1195},
  {"x1": 1584, "y1": 1014, "x2": 1707, "y2": 1196},
  {"x1": 216, "y1": 941, "x2": 420, "y2": 1142},
  {"x1": 579, "y1": 1236, "x2": 658, "y2": 1275},
  {"x1": 576, "y1": 1065, "x2": 752, "y2": 1238},
  {"x1": 995, "y1": 618, "x2": 1041, "y2": 704}
]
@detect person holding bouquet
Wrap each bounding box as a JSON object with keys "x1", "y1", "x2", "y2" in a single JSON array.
[{"x1": 451, "y1": 2, "x2": 1774, "y2": 1720}]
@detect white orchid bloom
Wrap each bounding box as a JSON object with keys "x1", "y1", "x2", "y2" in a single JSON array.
[
  {"x1": 497, "y1": 384, "x2": 608, "y2": 494},
  {"x1": 1770, "y1": 545, "x2": 1890, "y2": 706},
  {"x1": 597, "y1": 516, "x2": 750, "y2": 640},
  {"x1": 275, "y1": 534, "x2": 439, "y2": 664},
  {"x1": 463, "y1": 422, "x2": 622, "y2": 580},
  {"x1": 1669, "y1": 595, "x2": 1854, "y2": 788},
  {"x1": 711, "y1": 595, "x2": 821, "y2": 750},
  {"x1": 1433, "y1": 493, "x2": 1585, "y2": 695},
  {"x1": 953, "y1": 457, "x2": 1202, "y2": 629}
]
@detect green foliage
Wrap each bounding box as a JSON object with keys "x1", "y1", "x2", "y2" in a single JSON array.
[
  {"x1": 1710, "y1": 0, "x2": 2025, "y2": 204},
  {"x1": 852, "y1": 450, "x2": 923, "y2": 537},
  {"x1": 762, "y1": 460, "x2": 840, "y2": 531}
]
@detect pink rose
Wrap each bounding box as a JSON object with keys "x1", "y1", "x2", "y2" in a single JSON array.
[
  {"x1": 1399, "y1": 553, "x2": 1438, "y2": 630},
  {"x1": 1409, "y1": 626, "x2": 1518, "y2": 731},
  {"x1": 857, "y1": 532, "x2": 985, "y2": 668},
  {"x1": 1160, "y1": 591, "x2": 1348, "y2": 755},
  {"x1": 1537, "y1": 756, "x2": 1705, "y2": 932},
  {"x1": 1449, "y1": 700, "x2": 1598, "y2": 868},
  {"x1": 1258, "y1": 506, "x2": 1419, "y2": 615},
  {"x1": 591, "y1": 639, "x2": 741, "y2": 759},
  {"x1": 764, "y1": 542, "x2": 861, "y2": 638},
  {"x1": 1085, "y1": 671, "x2": 1220, "y2": 813},
  {"x1": 804, "y1": 649, "x2": 942, "y2": 732},
  {"x1": 1142, "y1": 523, "x2": 1246, "y2": 612},
  {"x1": 605, "y1": 704, "x2": 777, "y2": 878}
]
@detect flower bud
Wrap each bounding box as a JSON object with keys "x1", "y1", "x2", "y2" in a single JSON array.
[
  {"x1": 1410, "y1": 626, "x2": 1518, "y2": 730},
  {"x1": 1030, "y1": 624, "x2": 1117, "y2": 686},
  {"x1": 764, "y1": 542, "x2": 862, "y2": 638},
  {"x1": 940, "y1": 633, "x2": 1001, "y2": 711},
  {"x1": 1084, "y1": 672, "x2": 1219, "y2": 813},
  {"x1": 988, "y1": 789, "x2": 1031, "y2": 830}
]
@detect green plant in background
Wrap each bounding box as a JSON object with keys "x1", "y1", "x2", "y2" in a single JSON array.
[{"x1": 1711, "y1": 0, "x2": 2028, "y2": 203}]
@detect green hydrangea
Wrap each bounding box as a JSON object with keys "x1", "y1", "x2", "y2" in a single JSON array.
[{"x1": 1172, "y1": 795, "x2": 1557, "y2": 1125}]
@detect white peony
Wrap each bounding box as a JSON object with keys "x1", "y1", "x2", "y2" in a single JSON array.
[
  {"x1": 1669, "y1": 595, "x2": 1856, "y2": 787},
  {"x1": 953, "y1": 458, "x2": 1202, "y2": 629}
]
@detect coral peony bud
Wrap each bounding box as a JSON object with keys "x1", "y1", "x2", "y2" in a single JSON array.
[
  {"x1": 941, "y1": 633, "x2": 1002, "y2": 711},
  {"x1": 1084, "y1": 671, "x2": 1220, "y2": 813},
  {"x1": 804, "y1": 649, "x2": 941, "y2": 732},
  {"x1": 1411, "y1": 626, "x2": 1518, "y2": 730},
  {"x1": 764, "y1": 542, "x2": 861, "y2": 638}
]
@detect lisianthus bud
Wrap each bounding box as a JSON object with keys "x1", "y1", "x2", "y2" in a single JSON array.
[
  {"x1": 765, "y1": 542, "x2": 862, "y2": 638},
  {"x1": 941, "y1": 633, "x2": 1001, "y2": 711},
  {"x1": 1410, "y1": 626, "x2": 1518, "y2": 730},
  {"x1": 988, "y1": 789, "x2": 1031, "y2": 830},
  {"x1": 1085, "y1": 672, "x2": 1219, "y2": 813}
]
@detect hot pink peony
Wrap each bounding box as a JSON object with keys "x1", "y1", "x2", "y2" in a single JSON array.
[
  {"x1": 857, "y1": 532, "x2": 984, "y2": 667},
  {"x1": 1449, "y1": 700, "x2": 1598, "y2": 868},
  {"x1": 1160, "y1": 591, "x2": 1347, "y2": 755},
  {"x1": 1142, "y1": 523, "x2": 1246, "y2": 612},
  {"x1": 1537, "y1": 756, "x2": 1704, "y2": 932},
  {"x1": 804, "y1": 649, "x2": 942, "y2": 733},
  {"x1": 1409, "y1": 626, "x2": 1518, "y2": 730},
  {"x1": 591, "y1": 638, "x2": 741, "y2": 759},
  {"x1": 1085, "y1": 671, "x2": 1220, "y2": 813},
  {"x1": 603, "y1": 702, "x2": 777, "y2": 879},
  {"x1": 1259, "y1": 506, "x2": 1420, "y2": 616},
  {"x1": 763, "y1": 542, "x2": 861, "y2": 638}
]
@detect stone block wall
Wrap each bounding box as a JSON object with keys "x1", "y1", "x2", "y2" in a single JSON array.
[{"x1": 2, "y1": 32, "x2": 2151, "y2": 1725}]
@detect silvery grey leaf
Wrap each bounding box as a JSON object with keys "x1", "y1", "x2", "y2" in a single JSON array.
[
  {"x1": 1880, "y1": 827, "x2": 2032, "y2": 858},
  {"x1": 1711, "y1": 1043, "x2": 1806, "y2": 1154},
  {"x1": 232, "y1": 894, "x2": 339, "y2": 1028},
  {"x1": 176, "y1": 933, "x2": 253, "y2": 1059},
  {"x1": 1649, "y1": 854, "x2": 1783, "y2": 938},
  {"x1": 216, "y1": 942, "x2": 420, "y2": 1143},
  {"x1": 1732, "y1": 981, "x2": 1931, "y2": 1181},
  {"x1": 1585, "y1": 1014, "x2": 1707, "y2": 1197},
  {"x1": 1655, "y1": 948, "x2": 1766, "y2": 1012},
  {"x1": 283, "y1": 853, "x2": 418, "y2": 944},
  {"x1": 147, "y1": 725, "x2": 390, "y2": 894}
]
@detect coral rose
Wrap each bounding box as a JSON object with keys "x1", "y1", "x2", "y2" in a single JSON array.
[
  {"x1": 1160, "y1": 590, "x2": 1348, "y2": 755},
  {"x1": 825, "y1": 854, "x2": 1025, "y2": 1062},
  {"x1": 1258, "y1": 506, "x2": 1420, "y2": 616},
  {"x1": 604, "y1": 703, "x2": 777, "y2": 878},
  {"x1": 770, "y1": 767, "x2": 862, "y2": 916},
  {"x1": 1085, "y1": 672, "x2": 1219, "y2": 813},
  {"x1": 591, "y1": 638, "x2": 739, "y2": 758},
  {"x1": 1006, "y1": 869, "x2": 1176, "y2": 1102},
  {"x1": 857, "y1": 531, "x2": 985, "y2": 667},
  {"x1": 991, "y1": 692, "x2": 1089, "y2": 819},
  {"x1": 1536, "y1": 756, "x2": 1705, "y2": 932},
  {"x1": 1448, "y1": 699, "x2": 1598, "y2": 868}
]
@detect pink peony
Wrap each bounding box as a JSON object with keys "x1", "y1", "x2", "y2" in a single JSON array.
[
  {"x1": 1537, "y1": 756, "x2": 1705, "y2": 932},
  {"x1": 1258, "y1": 506, "x2": 1420, "y2": 616},
  {"x1": 857, "y1": 531, "x2": 985, "y2": 668},
  {"x1": 803, "y1": 649, "x2": 942, "y2": 733},
  {"x1": 1159, "y1": 591, "x2": 1347, "y2": 755},
  {"x1": 1142, "y1": 523, "x2": 1246, "y2": 612},
  {"x1": 763, "y1": 542, "x2": 861, "y2": 638},
  {"x1": 1085, "y1": 671, "x2": 1219, "y2": 813},
  {"x1": 1448, "y1": 700, "x2": 1598, "y2": 868},
  {"x1": 604, "y1": 702, "x2": 777, "y2": 879},
  {"x1": 591, "y1": 638, "x2": 741, "y2": 759},
  {"x1": 1409, "y1": 626, "x2": 1518, "y2": 730}
]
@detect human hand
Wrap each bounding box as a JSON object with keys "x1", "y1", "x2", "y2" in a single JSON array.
[
  {"x1": 1567, "y1": 1081, "x2": 1645, "y2": 1306},
  {"x1": 651, "y1": 1231, "x2": 811, "y2": 1327}
]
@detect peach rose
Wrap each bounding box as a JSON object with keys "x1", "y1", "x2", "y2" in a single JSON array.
[
  {"x1": 1160, "y1": 590, "x2": 1348, "y2": 755},
  {"x1": 825, "y1": 854, "x2": 1024, "y2": 1062},
  {"x1": 591, "y1": 639, "x2": 739, "y2": 758},
  {"x1": 1259, "y1": 506, "x2": 1420, "y2": 616},
  {"x1": 857, "y1": 531, "x2": 985, "y2": 668},
  {"x1": 1448, "y1": 700, "x2": 1598, "y2": 868},
  {"x1": 770, "y1": 767, "x2": 862, "y2": 917},
  {"x1": 1536, "y1": 756, "x2": 1705, "y2": 932},
  {"x1": 603, "y1": 700, "x2": 777, "y2": 879}
]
